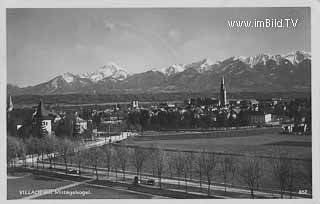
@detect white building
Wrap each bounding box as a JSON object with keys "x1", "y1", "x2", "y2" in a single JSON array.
[{"x1": 248, "y1": 112, "x2": 272, "y2": 125}]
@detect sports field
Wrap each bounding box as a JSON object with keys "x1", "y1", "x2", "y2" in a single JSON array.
[{"x1": 128, "y1": 133, "x2": 312, "y2": 159}]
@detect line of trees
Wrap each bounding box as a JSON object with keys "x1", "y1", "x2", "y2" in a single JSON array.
[{"x1": 7, "y1": 136, "x2": 312, "y2": 198}]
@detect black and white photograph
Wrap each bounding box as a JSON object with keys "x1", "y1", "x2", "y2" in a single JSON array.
[{"x1": 3, "y1": 2, "x2": 319, "y2": 201}]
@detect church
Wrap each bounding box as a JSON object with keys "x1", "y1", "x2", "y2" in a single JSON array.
[{"x1": 219, "y1": 76, "x2": 227, "y2": 107}]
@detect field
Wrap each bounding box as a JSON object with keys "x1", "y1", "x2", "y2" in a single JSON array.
[
  {"x1": 7, "y1": 169, "x2": 155, "y2": 199},
  {"x1": 127, "y1": 132, "x2": 312, "y2": 160}
]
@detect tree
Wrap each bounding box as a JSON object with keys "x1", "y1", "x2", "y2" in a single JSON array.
[
  {"x1": 185, "y1": 151, "x2": 195, "y2": 180},
  {"x1": 132, "y1": 147, "x2": 148, "y2": 181},
  {"x1": 25, "y1": 137, "x2": 41, "y2": 168},
  {"x1": 195, "y1": 151, "x2": 204, "y2": 190},
  {"x1": 202, "y1": 151, "x2": 217, "y2": 196},
  {"x1": 57, "y1": 138, "x2": 74, "y2": 174},
  {"x1": 42, "y1": 136, "x2": 59, "y2": 169},
  {"x1": 7, "y1": 136, "x2": 25, "y2": 168},
  {"x1": 74, "y1": 149, "x2": 88, "y2": 176},
  {"x1": 115, "y1": 144, "x2": 130, "y2": 180},
  {"x1": 173, "y1": 152, "x2": 185, "y2": 188},
  {"x1": 304, "y1": 161, "x2": 312, "y2": 190},
  {"x1": 271, "y1": 152, "x2": 291, "y2": 198},
  {"x1": 239, "y1": 155, "x2": 262, "y2": 199},
  {"x1": 104, "y1": 144, "x2": 113, "y2": 177},
  {"x1": 285, "y1": 159, "x2": 297, "y2": 198},
  {"x1": 167, "y1": 154, "x2": 175, "y2": 179},
  {"x1": 88, "y1": 147, "x2": 105, "y2": 180},
  {"x1": 219, "y1": 156, "x2": 236, "y2": 192},
  {"x1": 153, "y1": 147, "x2": 166, "y2": 189},
  {"x1": 182, "y1": 154, "x2": 189, "y2": 192}
]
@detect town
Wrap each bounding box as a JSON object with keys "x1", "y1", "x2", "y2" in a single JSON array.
[
  {"x1": 7, "y1": 77, "x2": 312, "y2": 199},
  {"x1": 7, "y1": 77, "x2": 311, "y2": 141}
]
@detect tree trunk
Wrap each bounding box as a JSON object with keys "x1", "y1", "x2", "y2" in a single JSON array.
[
  {"x1": 251, "y1": 188, "x2": 254, "y2": 199},
  {"x1": 185, "y1": 174, "x2": 188, "y2": 192},
  {"x1": 78, "y1": 163, "x2": 81, "y2": 176},
  {"x1": 115, "y1": 168, "x2": 118, "y2": 182},
  {"x1": 64, "y1": 159, "x2": 68, "y2": 174},
  {"x1": 49, "y1": 158, "x2": 52, "y2": 169},
  {"x1": 31, "y1": 154, "x2": 34, "y2": 167},
  {"x1": 95, "y1": 166, "x2": 98, "y2": 180},
  {"x1": 199, "y1": 171, "x2": 202, "y2": 190},
  {"x1": 224, "y1": 176, "x2": 227, "y2": 192},
  {"x1": 42, "y1": 153, "x2": 44, "y2": 168},
  {"x1": 159, "y1": 175, "x2": 162, "y2": 189}
]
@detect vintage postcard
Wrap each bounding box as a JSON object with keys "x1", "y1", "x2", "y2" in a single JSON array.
[{"x1": 3, "y1": 0, "x2": 319, "y2": 202}]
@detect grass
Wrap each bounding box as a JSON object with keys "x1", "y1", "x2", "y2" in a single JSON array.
[
  {"x1": 128, "y1": 133, "x2": 312, "y2": 160},
  {"x1": 7, "y1": 168, "x2": 153, "y2": 199},
  {"x1": 7, "y1": 170, "x2": 73, "y2": 199}
]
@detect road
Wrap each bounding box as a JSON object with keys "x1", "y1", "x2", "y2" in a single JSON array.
[
  {"x1": 10, "y1": 131, "x2": 310, "y2": 199},
  {"x1": 27, "y1": 160, "x2": 309, "y2": 199}
]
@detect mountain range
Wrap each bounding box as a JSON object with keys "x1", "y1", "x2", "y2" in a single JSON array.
[{"x1": 7, "y1": 51, "x2": 311, "y2": 96}]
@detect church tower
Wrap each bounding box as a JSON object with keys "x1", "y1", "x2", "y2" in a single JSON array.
[
  {"x1": 219, "y1": 76, "x2": 227, "y2": 107},
  {"x1": 32, "y1": 100, "x2": 52, "y2": 137}
]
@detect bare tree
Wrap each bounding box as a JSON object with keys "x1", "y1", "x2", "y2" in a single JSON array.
[
  {"x1": 167, "y1": 154, "x2": 175, "y2": 179},
  {"x1": 112, "y1": 148, "x2": 120, "y2": 182},
  {"x1": 25, "y1": 137, "x2": 36, "y2": 167},
  {"x1": 153, "y1": 147, "x2": 166, "y2": 189},
  {"x1": 104, "y1": 144, "x2": 113, "y2": 177},
  {"x1": 132, "y1": 147, "x2": 148, "y2": 182},
  {"x1": 239, "y1": 155, "x2": 262, "y2": 199},
  {"x1": 173, "y1": 152, "x2": 184, "y2": 188},
  {"x1": 219, "y1": 156, "x2": 236, "y2": 192},
  {"x1": 304, "y1": 160, "x2": 312, "y2": 190},
  {"x1": 271, "y1": 151, "x2": 291, "y2": 198},
  {"x1": 115, "y1": 144, "x2": 130, "y2": 180},
  {"x1": 202, "y1": 151, "x2": 217, "y2": 196},
  {"x1": 195, "y1": 151, "x2": 204, "y2": 191},
  {"x1": 43, "y1": 136, "x2": 59, "y2": 169},
  {"x1": 75, "y1": 148, "x2": 88, "y2": 176},
  {"x1": 285, "y1": 159, "x2": 296, "y2": 199},
  {"x1": 57, "y1": 138, "x2": 74, "y2": 174},
  {"x1": 7, "y1": 136, "x2": 25, "y2": 168},
  {"x1": 186, "y1": 151, "x2": 194, "y2": 180},
  {"x1": 88, "y1": 147, "x2": 105, "y2": 180},
  {"x1": 148, "y1": 145, "x2": 157, "y2": 176},
  {"x1": 182, "y1": 154, "x2": 189, "y2": 192}
]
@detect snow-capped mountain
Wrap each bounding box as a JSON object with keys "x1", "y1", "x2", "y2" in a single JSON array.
[
  {"x1": 157, "y1": 58, "x2": 214, "y2": 76},
  {"x1": 233, "y1": 51, "x2": 311, "y2": 68},
  {"x1": 158, "y1": 64, "x2": 185, "y2": 76},
  {"x1": 79, "y1": 63, "x2": 129, "y2": 82},
  {"x1": 7, "y1": 51, "x2": 311, "y2": 95}
]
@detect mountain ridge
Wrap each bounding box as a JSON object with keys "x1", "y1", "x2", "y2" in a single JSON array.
[{"x1": 7, "y1": 51, "x2": 311, "y2": 95}]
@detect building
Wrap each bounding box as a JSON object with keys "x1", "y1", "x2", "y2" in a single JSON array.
[
  {"x1": 32, "y1": 100, "x2": 55, "y2": 137},
  {"x1": 248, "y1": 111, "x2": 272, "y2": 125},
  {"x1": 132, "y1": 100, "x2": 139, "y2": 109},
  {"x1": 73, "y1": 112, "x2": 88, "y2": 135},
  {"x1": 219, "y1": 76, "x2": 227, "y2": 107}
]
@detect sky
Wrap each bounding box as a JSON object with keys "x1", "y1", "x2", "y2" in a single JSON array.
[{"x1": 7, "y1": 7, "x2": 310, "y2": 87}]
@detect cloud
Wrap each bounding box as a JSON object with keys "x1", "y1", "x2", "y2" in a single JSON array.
[
  {"x1": 168, "y1": 30, "x2": 181, "y2": 40},
  {"x1": 102, "y1": 19, "x2": 179, "y2": 60},
  {"x1": 104, "y1": 21, "x2": 116, "y2": 31}
]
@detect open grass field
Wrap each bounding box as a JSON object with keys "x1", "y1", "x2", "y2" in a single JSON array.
[
  {"x1": 7, "y1": 169, "x2": 154, "y2": 199},
  {"x1": 127, "y1": 133, "x2": 312, "y2": 160},
  {"x1": 7, "y1": 171, "x2": 73, "y2": 199}
]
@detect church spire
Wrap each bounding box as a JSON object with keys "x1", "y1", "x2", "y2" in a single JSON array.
[
  {"x1": 7, "y1": 96, "x2": 13, "y2": 112},
  {"x1": 219, "y1": 76, "x2": 227, "y2": 107}
]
